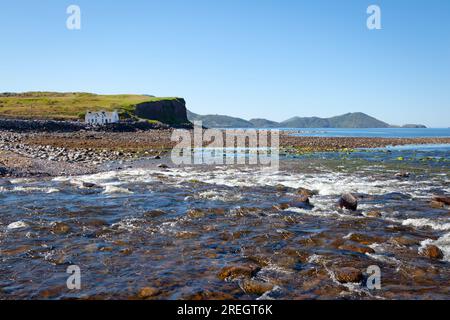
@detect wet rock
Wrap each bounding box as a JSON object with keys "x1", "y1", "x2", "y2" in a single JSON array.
[
  {"x1": 420, "y1": 245, "x2": 444, "y2": 260},
  {"x1": 157, "y1": 164, "x2": 169, "y2": 169},
  {"x1": 7, "y1": 221, "x2": 29, "y2": 230},
  {"x1": 184, "y1": 291, "x2": 234, "y2": 300},
  {"x1": 175, "y1": 231, "x2": 199, "y2": 239},
  {"x1": 51, "y1": 222, "x2": 71, "y2": 235},
  {"x1": 348, "y1": 233, "x2": 384, "y2": 245},
  {"x1": 187, "y1": 208, "x2": 205, "y2": 219},
  {"x1": 120, "y1": 248, "x2": 133, "y2": 255},
  {"x1": 153, "y1": 155, "x2": 161, "y2": 160},
  {"x1": 289, "y1": 195, "x2": 313, "y2": 209},
  {"x1": 296, "y1": 187, "x2": 317, "y2": 197},
  {"x1": 338, "y1": 193, "x2": 358, "y2": 211},
  {"x1": 275, "y1": 184, "x2": 288, "y2": 192},
  {"x1": 333, "y1": 267, "x2": 363, "y2": 283},
  {"x1": 272, "y1": 203, "x2": 290, "y2": 211},
  {"x1": 432, "y1": 195, "x2": 450, "y2": 206},
  {"x1": 241, "y1": 280, "x2": 274, "y2": 295},
  {"x1": 395, "y1": 172, "x2": 411, "y2": 178},
  {"x1": 82, "y1": 181, "x2": 98, "y2": 188},
  {"x1": 144, "y1": 209, "x2": 166, "y2": 218},
  {"x1": 138, "y1": 287, "x2": 160, "y2": 299},
  {"x1": 0, "y1": 166, "x2": 8, "y2": 176},
  {"x1": 430, "y1": 200, "x2": 445, "y2": 209},
  {"x1": 366, "y1": 210, "x2": 382, "y2": 218},
  {"x1": 339, "y1": 243, "x2": 375, "y2": 254},
  {"x1": 390, "y1": 236, "x2": 421, "y2": 246},
  {"x1": 218, "y1": 265, "x2": 260, "y2": 281}
]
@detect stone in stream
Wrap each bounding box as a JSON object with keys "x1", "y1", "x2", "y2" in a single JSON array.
[
  {"x1": 138, "y1": 287, "x2": 160, "y2": 299},
  {"x1": 296, "y1": 187, "x2": 318, "y2": 197},
  {"x1": 217, "y1": 265, "x2": 261, "y2": 281},
  {"x1": 420, "y1": 245, "x2": 444, "y2": 260},
  {"x1": 241, "y1": 280, "x2": 274, "y2": 295},
  {"x1": 395, "y1": 172, "x2": 411, "y2": 178},
  {"x1": 338, "y1": 193, "x2": 358, "y2": 211},
  {"x1": 51, "y1": 222, "x2": 71, "y2": 235},
  {"x1": 289, "y1": 195, "x2": 314, "y2": 209},
  {"x1": 432, "y1": 195, "x2": 450, "y2": 206},
  {"x1": 158, "y1": 163, "x2": 169, "y2": 169},
  {"x1": 82, "y1": 181, "x2": 98, "y2": 188},
  {"x1": 333, "y1": 267, "x2": 363, "y2": 283}
]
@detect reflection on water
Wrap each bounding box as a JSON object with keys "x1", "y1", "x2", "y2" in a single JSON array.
[{"x1": 0, "y1": 149, "x2": 449, "y2": 300}]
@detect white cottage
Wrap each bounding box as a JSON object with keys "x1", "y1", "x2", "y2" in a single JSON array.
[{"x1": 85, "y1": 111, "x2": 119, "y2": 125}]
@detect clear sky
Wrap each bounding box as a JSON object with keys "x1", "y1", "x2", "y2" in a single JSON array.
[{"x1": 0, "y1": 0, "x2": 449, "y2": 127}]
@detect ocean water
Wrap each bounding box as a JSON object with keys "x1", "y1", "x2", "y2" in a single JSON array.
[{"x1": 287, "y1": 128, "x2": 450, "y2": 138}]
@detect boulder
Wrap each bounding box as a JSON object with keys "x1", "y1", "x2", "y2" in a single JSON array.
[
  {"x1": 420, "y1": 245, "x2": 444, "y2": 260},
  {"x1": 338, "y1": 193, "x2": 358, "y2": 211},
  {"x1": 333, "y1": 267, "x2": 363, "y2": 283}
]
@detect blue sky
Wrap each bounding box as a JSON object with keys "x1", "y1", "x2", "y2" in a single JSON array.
[{"x1": 0, "y1": 0, "x2": 449, "y2": 127}]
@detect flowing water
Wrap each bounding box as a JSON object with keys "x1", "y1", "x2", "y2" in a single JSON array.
[{"x1": 0, "y1": 146, "x2": 449, "y2": 300}]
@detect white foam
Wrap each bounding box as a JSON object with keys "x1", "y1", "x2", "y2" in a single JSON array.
[
  {"x1": 402, "y1": 218, "x2": 450, "y2": 231},
  {"x1": 7, "y1": 221, "x2": 29, "y2": 230},
  {"x1": 103, "y1": 185, "x2": 132, "y2": 194}
]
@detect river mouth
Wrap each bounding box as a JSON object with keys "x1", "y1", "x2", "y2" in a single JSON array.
[{"x1": 0, "y1": 153, "x2": 449, "y2": 300}]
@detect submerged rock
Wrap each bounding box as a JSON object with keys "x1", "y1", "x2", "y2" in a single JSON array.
[
  {"x1": 339, "y1": 243, "x2": 375, "y2": 254},
  {"x1": 138, "y1": 287, "x2": 160, "y2": 299},
  {"x1": 218, "y1": 265, "x2": 260, "y2": 281},
  {"x1": 366, "y1": 210, "x2": 382, "y2": 218},
  {"x1": 51, "y1": 222, "x2": 71, "y2": 235},
  {"x1": 420, "y1": 245, "x2": 444, "y2": 260},
  {"x1": 333, "y1": 267, "x2": 363, "y2": 283},
  {"x1": 241, "y1": 280, "x2": 274, "y2": 295},
  {"x1": 338, "y1": 193, "x2": 358, "y2": 211},
  {"x1": 432, "y1": 196, "x2": 450, "y2": 206}
]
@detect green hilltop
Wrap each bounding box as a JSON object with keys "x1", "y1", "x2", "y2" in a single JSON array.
[{"x1": 0, "y1": 92, "x2": 181, "y2": 121}]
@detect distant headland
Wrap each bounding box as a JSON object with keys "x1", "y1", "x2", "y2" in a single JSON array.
[{"x1": 0, "y1": 92, "x2": 427, "y2": 129}]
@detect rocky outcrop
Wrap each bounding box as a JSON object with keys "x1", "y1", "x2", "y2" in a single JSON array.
[
  {"x1": 0, "y1": 119, "x2": 169, "y2": 132},
  {"x1": 135, "y1": 98, "x2": 192, "y2": 128}
]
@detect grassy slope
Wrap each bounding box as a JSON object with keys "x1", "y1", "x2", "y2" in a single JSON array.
[{"x1": 0, "y1": 92, "x2": 179, "y2": 120}]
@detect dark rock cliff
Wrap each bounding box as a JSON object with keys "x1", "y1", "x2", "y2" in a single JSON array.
[{"x1": 134, "y1": 98, "x2": 192, "y2": 128}]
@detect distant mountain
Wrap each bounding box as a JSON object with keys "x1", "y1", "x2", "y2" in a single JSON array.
[
  {"x1": 187, "y1": 110, "x2": 253, "y2": 128},
  {"x1": 187, "y1": 110, "x2": 426, "y2": 129},
  {"x1": 249, "y1": 118, "x2": 280, "y2": 128},
  {"x1": 280, "y1": 112, "x2": 390, "y2": 128}
]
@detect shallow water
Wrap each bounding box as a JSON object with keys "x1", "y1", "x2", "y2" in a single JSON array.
[
  {"x1": 288, "y1": 128, "x2": 450, "y2": 138},
  {"x1": 0, "y1": 150, "x2": 449, "y2": 300}
]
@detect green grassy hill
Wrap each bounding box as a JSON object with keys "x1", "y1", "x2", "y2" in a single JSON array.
[{"x1": 0, "y1": 92, "x2": 181, "y2": 121}]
